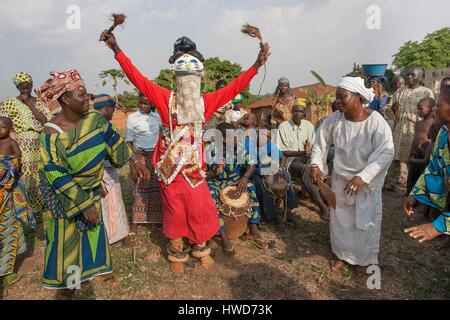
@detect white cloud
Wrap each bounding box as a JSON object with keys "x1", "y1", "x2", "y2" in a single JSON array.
[{"x1": 0, "y1": 0, "x2": 449, "y2": 101}]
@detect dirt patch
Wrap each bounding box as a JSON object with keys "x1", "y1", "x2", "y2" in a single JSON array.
[{"x1": 2, "y1": 166, "x2": 449, "y2": 300}]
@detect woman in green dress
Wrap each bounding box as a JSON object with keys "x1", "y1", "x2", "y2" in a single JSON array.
[{"x1": 36, "y1": 69, "x2": 149, "y2": 293}]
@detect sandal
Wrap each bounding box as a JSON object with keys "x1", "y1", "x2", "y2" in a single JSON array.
[
  {"x1": 223, "y1": 246, "x2": 236, "y2": 257},
  {"x1": 250, "y1": 239, "x2": 266, "y2": 250}
]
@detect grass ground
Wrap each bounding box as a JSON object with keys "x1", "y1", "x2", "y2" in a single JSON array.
[{"x1": 1, "y1": 165, "x2": 449, "y2": 300}]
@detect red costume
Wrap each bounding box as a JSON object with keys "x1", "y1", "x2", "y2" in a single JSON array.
[{"x1": 115, "y1": 50, "x2": 258, "y2": 244}]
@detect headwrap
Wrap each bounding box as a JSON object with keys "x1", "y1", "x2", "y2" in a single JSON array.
[
  {"x1": 35, "y1": 69, "x2": 86, "y2": 107},
  {"x1": 232, "y1": 93, "x2": 244, "y2": 104},
  {"x1": 93, "y1": 94, "x2": 116, "y2": 110},
  {"x1": 169, "y1": 36, "x2": 205, "y2": 64},
  {"x1": 368, "y1": 75, "x2": 386, "y2": 83},
  {"x1": 173, "y1": 54, "x2": 204, "y2": 76},
  {"x1": 274, "y1": 77, "x2": 292, "y2": 96},
  {"x1": 12, "y1": 72, "x2": 32, "y2": 86},
  {"x1": 293, "y1": 98, "x2": 307, "y2": 107},
  {"x1": 337, "y1": 77, "x2": 375, "y2": 104}
]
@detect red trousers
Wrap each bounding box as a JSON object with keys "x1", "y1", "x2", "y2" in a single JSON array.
[{"x1": 160, "y1": 174, "x2": 220, "y2": 244}]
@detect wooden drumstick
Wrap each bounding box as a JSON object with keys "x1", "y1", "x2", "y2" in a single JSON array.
[{"x1": 100, "y1": 13, "x2": 126, "y2": 40}]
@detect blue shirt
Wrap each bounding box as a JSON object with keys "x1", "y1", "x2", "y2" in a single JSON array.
[
  {"x1": 244, "y1": 137, "x2": 282, "y2": 171},
  {"x1": 368, "y1": 94, "x2": 389, "y2": 113}
]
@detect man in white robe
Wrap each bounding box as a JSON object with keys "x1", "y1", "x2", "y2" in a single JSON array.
[{"x1": 310, "y1": 77, "x2": 394, "y2": 268}]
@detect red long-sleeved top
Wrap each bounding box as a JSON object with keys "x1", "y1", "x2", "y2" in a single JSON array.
[{"x1": 115, "y1": 50, "x2": 258, "y2": 168}]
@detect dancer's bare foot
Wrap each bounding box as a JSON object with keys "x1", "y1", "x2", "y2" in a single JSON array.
[
  {"x1": 320, "y1": 210, "x2": 330, "y2": 221},
  {"x1": 220, "y1": 231, "x2": 235, "y2": 257},
  {"x1": 93, "y1": 273, "x2": 119, "y2": 286},
  {"x1": 247, "y1": 225, "x2": 266, "y2": 249},
  {"x1": 330, "y1": 259, "x2": 346, "y2": 271},
  {"x1": 170, "y1": 262, "x2": 185, "y2": 273},
  {"x1": 249, "y1": 224, "x2": 262, "y2": 240}
]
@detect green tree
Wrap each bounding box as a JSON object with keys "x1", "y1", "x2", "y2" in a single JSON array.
[
  {"x1": 306, "y1": 70, "x2": 334, "y2": 122},
  {"x1": 155, "y1": 57, "x2": 253, "y2": 99},
  {"x1": 155, "y1": 69, "x2": 175, "y2": 90},
  {"x1": 117, "y1": 90, "x2": 139, "y2": 109},
  {"x1": 392, "y1": 27, "x2": 450, "y2": 74},
  {"x1": 383, "y1": 68, "x2": 396, "y2": 94},
  {"x1": 344, "y1": 63, "x2": 364, "y2": 77},
  {"x1": 99, "y1": 69, "x2": 130, "y2": 104},
  {"x1": 202, "y1": 57, "x2": 244, "y2": 95}
]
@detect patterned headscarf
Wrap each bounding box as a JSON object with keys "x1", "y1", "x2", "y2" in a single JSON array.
[
  {"x1": 93, "y1": 94, "x2": 116, "y2": 110},
  {"x1": 274, "y1": 77, "x2": 292, "y2": 96},
  {"x1": 35, "y1": 69, "x2": 86, "y2": 107},
  {"x1": 12, "y1": 72, "x2": 33, "y2": 86}
]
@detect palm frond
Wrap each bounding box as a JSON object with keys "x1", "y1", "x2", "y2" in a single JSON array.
[{"x1": 310, "y1": 70, "x2": 326, "y2": 87}]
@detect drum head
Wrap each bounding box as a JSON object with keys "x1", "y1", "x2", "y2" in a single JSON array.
[
  {"x1": 219, "y1": 185, "x2": 250, "y2": 208},
  {"x1": 264, "y1": 174, "x2": 288, "y2": 192}
]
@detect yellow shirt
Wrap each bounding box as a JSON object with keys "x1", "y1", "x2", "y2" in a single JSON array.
[{"x1": 277, "y1": 119, "x2": 316, "y2": 167}]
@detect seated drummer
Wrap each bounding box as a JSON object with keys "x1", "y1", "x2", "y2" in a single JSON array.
[
  {"x1": 206, "y1": 122, "x2": 261, "y2": 256},
  {"x1": 246, "y1": 125, "x2": 298, "y2": 229}
]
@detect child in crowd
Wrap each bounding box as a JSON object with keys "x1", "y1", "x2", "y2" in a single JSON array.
[
  {"x1": 416, "y1": 122, "x2": 442, "y2": 221},
  {"x1": 0, "y1": 116, "x2": 35, "y2": 286},
  {"x1": 407, "y1": 98, "x2": 435, "y2": 194}
]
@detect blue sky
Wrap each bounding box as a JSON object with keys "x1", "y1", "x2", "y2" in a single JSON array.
[{"x1": 1, "y1": 0, "x2": 449, "y2": 101}]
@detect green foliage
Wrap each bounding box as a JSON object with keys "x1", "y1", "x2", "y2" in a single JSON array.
[
  {"x1": 118, "y1": 91, "x2": 139, "y2": 109},
  {"x1": 383, "y1": 68, "x2": 397, "y2": 94},
  {"x1": 310, "y1": 70, "x2": 326, "y2": 87},
  {"x1": 155, "y1": 57, "x2": 252, "y2": 99},
  {"x1": 202, "y1": 57, "x2": 244, "y2": 95},
  {"x1": 99, "y1": 69, "x2": 131, "y2": 103},
  {"x1": 392, "y1": 27, "x2": 450, "y2": 74},
  {"x1": 344, "y1": 63, "x2": 364, "y2": 78},
  {"x1": 155, "y1": 69, "x2": 175, "y2": 90},
  {"x1": 307, "y1": 70, "x2": 334, "y2": 120},
  {"x1": 99, "y1": 69, "x2": 130, "y2": 85}
]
